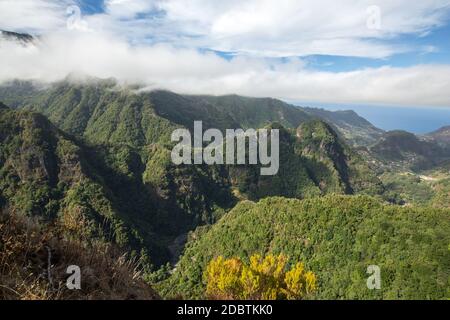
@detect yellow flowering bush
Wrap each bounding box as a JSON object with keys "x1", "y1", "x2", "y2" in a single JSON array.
[{"x1": 204, "y1": 254, "x2": 317, "y2": 300}]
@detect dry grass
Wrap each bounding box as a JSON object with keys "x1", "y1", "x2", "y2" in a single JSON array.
[{"x1": 0, "y1": 208, "x2": 160, "y2": 300}]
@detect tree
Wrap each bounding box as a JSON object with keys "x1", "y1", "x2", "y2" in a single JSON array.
[{"x1": 204, "y1": 254, "x2": 316, "y2": 300}]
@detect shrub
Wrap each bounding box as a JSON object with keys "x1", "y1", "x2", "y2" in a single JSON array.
[{"x1": 204, "y1": 254, "x2": 316, "y2": 300}]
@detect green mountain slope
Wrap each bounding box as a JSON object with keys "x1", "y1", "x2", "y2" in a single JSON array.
[
  {"x1": 0, "y1": 81, "x2": 309, "y2": 146},
  {"x1": 302, "y1": 107, "x2": 384, "y2": 146},
  {"x1": 0, "y1": 80, "x2": 383, "y2": 201},
  {"x1": 0, "y1": 79, "x2": 448, "y2": 300},
  {"x1": 160, "y1": 195, "x2": 450, "y2": 300},
  {"x1": 370, "y1": 130, "x2": 450, "y2": 171},
  {"x1": 229, "y1": 121, "x2": 383, "y2": 201},
  {"x1": 379, "y1": 162, "x2": 450, "y2": 208},
  {"x1": 0, "y1": 106, "x2": 235, "y2": 267},
  {"x1": 0, "y1": 80, "x2": 40, "y2": 108},
  {"x1": 0, "y1": 80, "x2": 382, "y2": 147},
  {"x1": 0, "y1": 81, "x2": 179, "y2": 147},
  {"x1": 0, "y1": 106, "x2": 165, "y2": 265},
  {"x1": 194, "y1": 94, "x2": 312, "y2": 130},
  {"x1": 0, "y1": 97, "x2": 383, "y2": 267},
  {"x1": 426, "y1": 126, "x2": 450, "y2": 148}
]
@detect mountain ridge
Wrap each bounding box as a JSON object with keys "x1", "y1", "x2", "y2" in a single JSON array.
[
  {"x1": 301, "y1": 107, "x2": 384, "y2": 146},
  {"x1": 370, "y1": 130, "x2": 450, "y2": 171},
  {"x1": 0, "y1": 79, "x2": 383, "y2": 147},
  {"x1": 0, "y1": 95, "x2": 384, "y2": 269},
  {"x1": 426, "y1": 125, "x2": 450, "y2": 148}
]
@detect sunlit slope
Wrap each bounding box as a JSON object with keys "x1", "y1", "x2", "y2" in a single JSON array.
[{"x1": 161, "y1": 195, "x2": 450, "y2": 300}]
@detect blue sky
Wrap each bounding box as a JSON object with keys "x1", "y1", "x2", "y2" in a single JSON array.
[
  {"x1": 0, "y1": 0, "x2": 450, "y2": 119},
  {"x1": 77, "y1": 0, "x2": 104, "y2": 14}
]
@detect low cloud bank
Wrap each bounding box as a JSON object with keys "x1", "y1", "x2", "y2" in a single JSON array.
[{"x1": 0, "y1": 31, "x2": 449, "y2": 107}]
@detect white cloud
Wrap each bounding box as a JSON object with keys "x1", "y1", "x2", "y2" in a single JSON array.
[
  {"x1": 1, "y1": 31, "x2": 449, "y2": 107},
  {"x1": 0, "y1": 0, "x2": 449, "y2": 107},
  {"x1": 104, "y1": 0, "x2": 156, "y2": 18},
  {"x1": 0, "y1": 0, "x2": 72, "y2": 33},
  {"x1": 3, "y1": 0, "x2": 448, "y2": 58},
  {"x1": 148, "y1": 0, "x2": 450, "y2": 58}
]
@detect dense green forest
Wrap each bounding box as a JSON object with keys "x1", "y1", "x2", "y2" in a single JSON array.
[
  {"x1": 159, "y1": 195, "x2": 450, "y2": 300},
  {"x1": 0, "y1": 80, "x2": 386, "y2": 146},
  {"x1": 370, "y1": 130, "x2": 450, "y2": 171},
  {"x1": 0, "y1": 102, "x2": 382, "y2": 269},
  {"x1": 0, "y1": 106, "x2": 237, "y2": 267},
  {"x1": 1, "y1": 80, "x2": 449, "y2": 300}
]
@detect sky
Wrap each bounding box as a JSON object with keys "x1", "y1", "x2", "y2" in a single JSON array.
[{"x1": 0, "y1": 0, "x2": 450, "y2": 114}]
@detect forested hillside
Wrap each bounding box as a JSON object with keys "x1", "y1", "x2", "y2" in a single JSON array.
[
  {"x1": 160, "y1": 195, "x2": 450, "y2": 300},
  {"x1": 0, "y1": 79, "x2": 448, "y2": 301},
  {"x1": 0, "y1": 98, "x2": 384, "y2": 269},
  {"x1": 302, "y1": 107, "x2": 384, "y2": 146},
  {"x1": 370, "y1": 130, "x2": 450, "y2": 171},
  {"x1": 227, "y1": 120, "x2": 383, "y2": 200},
  {"x1": 0, "y1": 107, "x2": 236, "y2": 268},
  {"x1": 426, "y1": 126, "x2": 450, "y2": 148},
  {"x1": 0, "y1": 80, "x2": 383, "y2": 147},
  {"x1": 0, "y1": 79, "x2": 384, "y2": 201},
  {"x1": 1, "y1": 0, "x2": 450, "y2": 302}
]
